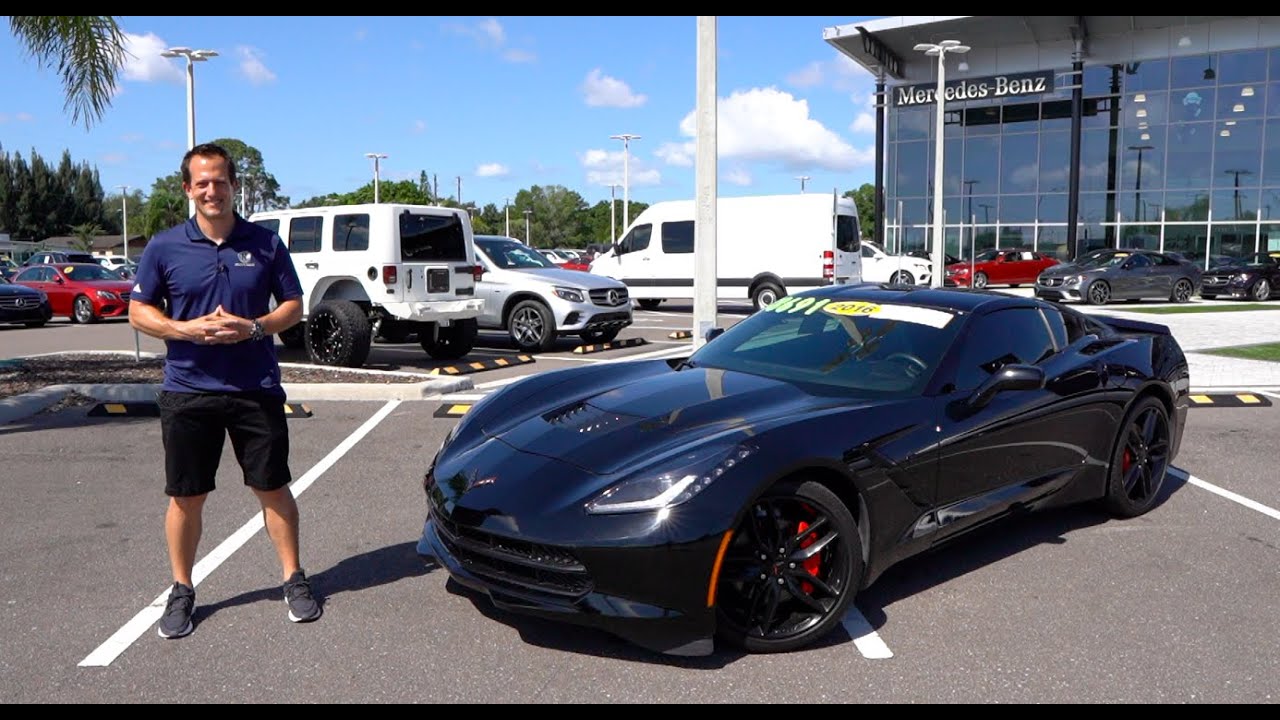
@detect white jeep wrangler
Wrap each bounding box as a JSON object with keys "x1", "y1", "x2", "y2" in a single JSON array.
[{"x1": 249, "y1": 203, "x2": 485, "y2": 368}]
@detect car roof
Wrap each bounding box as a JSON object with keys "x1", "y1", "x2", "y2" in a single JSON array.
[{"x1": 806, "y1": 283, "x2": 1035, "y2": 315}]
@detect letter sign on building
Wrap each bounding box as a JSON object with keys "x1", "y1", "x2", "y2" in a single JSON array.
[{"x1": 894, "y1": 70, "x2": 1055, "y2": 107}]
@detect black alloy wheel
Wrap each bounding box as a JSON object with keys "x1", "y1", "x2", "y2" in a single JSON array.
[
  {"x1": 304, "y1": 300, "x2": 372, "y2": 367},
  {"x1": 1171, "y1": 278, "x2": 1194, "y2": 303},
  {"x1": 1087, "y1": 280, "x2": 1112, "y2": 305},
  {"x1": 73, "y1": 295, "x2": 97, "y2": 324},
  {"x1": 1102, "y1": 396, "x2": 1171, "y2": 518},
  {"x1": 716, "y1": 480, "x2": 861, "y2": 653}
]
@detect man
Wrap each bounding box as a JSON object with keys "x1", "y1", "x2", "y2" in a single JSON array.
[{"x1": 129, "y1": 142, "x2": 319, "y2": 639}]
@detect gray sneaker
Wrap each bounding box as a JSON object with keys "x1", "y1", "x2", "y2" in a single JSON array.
[
  {"x1": 283, "y1": 570, "x2": 321, "y2": 623},
  {"x1": 158, "y1": 582, "x2": 195, "y2": 638}
]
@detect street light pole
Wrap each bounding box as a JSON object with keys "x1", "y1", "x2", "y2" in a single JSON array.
[
  {"x1": 116, "y1": 185, "x2": 130, "y2": 260},
  {"x1": 914, "y1": 39, "x2": 970, "y2": 287},
  {"x1": 161, "y1": 47, "x2": 218, "y2": 217},
  {"x1": 365, "y1": 153, "x2": 388, "y2": 203},
  {"x1": 796, "y1": 176, "x2": 811, "y2": 193},
  {"x1": 524, "y1": 209, "x2": 533, "y2": 246},
  {"x1": 607, "y1": 183, "x2": 622, "y2": 243},
  {"x1": 610, "y1": 133, "x2": 641, "y2": 232},
  {"x1": 504, "y1": 198, "x2": 510, "y2": 237}
]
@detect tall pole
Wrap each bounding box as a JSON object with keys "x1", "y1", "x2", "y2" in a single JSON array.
[
  {"x1": 116, "y1": 185, "x2": 130, "y2": 260},
  {"x1": 162, "y1": 47, "x2": 218, "y2": 218},
  {"x1": 915, "y1": 40, "x2": 969, "y2": 287},
  {"x1": 607, "y1": 183, "x2": 622, "y2": 242},
  {"x1": 457, "y1": 176, "x2": 462, "y2": 206},
  {"x1": 693, "y1": 17, "x2": 718, "y2": 348},
  {"x1": 365, "y1": 153, "x2": 387, "y2": 203},
  {"x1": 796, "y1": 176, "x2": 810, "y2": 193},
  {"x1": 524, "y1": 209, "x2": 532, "y2": 246},
  {"x1": 611, "y1": 133, "x2": 641, "y2": 232},
  {"x1": 504, "y1": 198, "x2": 510, "y2": 237}
]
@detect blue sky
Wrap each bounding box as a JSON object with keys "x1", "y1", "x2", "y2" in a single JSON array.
[{"x1": 1, "y1": 16, "x2": 884, "y2": 208}]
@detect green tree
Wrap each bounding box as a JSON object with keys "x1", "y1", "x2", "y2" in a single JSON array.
[
  {"x1": 208, "y1": 137, "x2": 290, "y2": 213},
  {"x1": 141, "y1": 190, "x2": 186, "y2": 237},
  {"x1": 844, "y1": 183, "x2": 875, "y2": 240},
  {"x1": 103, "y1": 187, "x2": 145, "y2": 235},
  {"x1": 8, "y1": 16, "x2": 127, "y2": 129},
  {"x1": 68, "y1": 221, "x2": 102, "y2": 252}
]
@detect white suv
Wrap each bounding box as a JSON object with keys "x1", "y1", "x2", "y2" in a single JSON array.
[
  {"x1": 473, "y1": 235, "x2": 632, "y2": 352},
  {"x1": 249, "y1": 203, "x2": 485, "y2": 368},
  {"x1": 860, "y1": 240, "x2": 933, "y2": 286}
]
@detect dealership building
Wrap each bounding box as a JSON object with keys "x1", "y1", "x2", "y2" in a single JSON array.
[{"x1": 825, "y1": 16, "x2": 1280, "y2": 265}]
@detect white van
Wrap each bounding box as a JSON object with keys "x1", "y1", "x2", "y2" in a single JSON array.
[
  {"x1": 588, "y1": 192, "x2": 862, "y2": 311},
  {"x1": 249, "y1": 203, "x2": 485, "y2": 368}
]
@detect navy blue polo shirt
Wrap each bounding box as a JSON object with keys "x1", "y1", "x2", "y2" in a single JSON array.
[{"x1": 133, "y1": 215, "x2": 303, "y2": 396}]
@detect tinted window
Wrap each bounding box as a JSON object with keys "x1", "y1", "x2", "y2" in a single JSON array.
[
  {"x1": 951, "y1": 308, "x2": 1056, "y2": 391},
  {"x1": 254, "y1": 218, "x2": 280, "y2": 235},
  {"x1": 836, "y1": 215, "x2": 860, "y2": 252},
  {"x1": 662, "y1": 220, "x2": 694, "y2": 254},
  {"x1": 618, "y1": 224, "x2": 651, "y2": 254},
  {"x1": 14, "y1": 268, "x2": 40, "y2": 282},
  {"x1": 1127, "y1": 253, "x2": 1153, "y2": 268},
  {"x1": 400, "y1": 213, "x2": 467, "y2": 261},
  {"x1": 287, "y1": 216, "x2": 323, "y2": 254},
  {"x1": 1040, "y1": 307, "x2": 1068, "y2": 349},
  {"x1": 333, "y1": 214, "x2": 370, "y2": 252}
]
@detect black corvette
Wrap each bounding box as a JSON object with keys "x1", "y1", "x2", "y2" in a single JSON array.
[{"x1": 418, "y1": 285, "x2": 1190, "y2": 656}]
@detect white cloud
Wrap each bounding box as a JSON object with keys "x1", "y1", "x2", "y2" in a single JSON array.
[
  {"x1": 15, "y1": 112, "x2": 33, "y2": 122},
  {"x1": 502, "y1": 48, "x2": 537, "y2": 63},
  {"x1": 581, "y1": 148, "x2": 661, "y2": 187},
  {"x1": 582, "y1": 69, "x2": 646, "y2": 108},
  {"x1": 100, "y1": 153, "x2": 127, "y2": 165},
  {"x1": 476, "y1": 163, "x2": 509, "y2": 178},
  {"x1": 121, "y1": 33, "x2": 184, "y2": 83},
  {"x1": 670, "y1": 87, "x2": 873, "y2": 172},
  {"x1": 412, "y1": 120, "x2": 427, "y2": 134},
  {"x1": 236, "y1": 47, "x2": 276, "y2": 85},
  {"x1": 850, "y1": 112, "x2": 876, "y2": 133},
  {"x1": 786, "y1": 61, "x2": 825, "y2": 88},
  {"x1": 786, "y1": 53, "x2": 871, "y2": 91},
  {"x1": 723, "y1": 168, "x2": 752, "y2": 186},
  {"x1": 476, "y1": 17, "x2": 506, "y2": 46},
  {"x1": 444, "y1": 17, "x2": 534, "y2": 63},
  {"x1": 654, "y1": 141, "x2": 694, "y2": 167}
]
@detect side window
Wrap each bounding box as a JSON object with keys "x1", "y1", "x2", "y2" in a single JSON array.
[
  {"x1": 333, "y1": 214, "x2": 370, "y2": 252},
  {"x1": 254, "y1": 218, "x2": 280, "y2": 235},
  {"x1": 951, "y1": 308, "x2": 1056, "y2": 391},
  {"x1": 287, "y1": 216, "x2": 323, "y2": 254},
  {"x1": 618, "y1": 224, "x2": 652, "y2": 255},
  {"x1": 861, "y1": 245, "x2": 875, "y2": 258},
  {"x1": 661, "y1": 220, "x2": 694, "y2": 254},
  {"x1": 836, "y1": 215, "x2": 860, "y2": 252},
  {"x1": 1039, "y1": 307, "x2": 1069, "y2": 348},
  {"x1": 1128, "y1": 253, "x2": 1153, "y2": 268}
]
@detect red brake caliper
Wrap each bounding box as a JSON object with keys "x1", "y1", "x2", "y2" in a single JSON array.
[
  {"x1": 1123, "y1": 447, "x2": 1132, "y2": 474},
  {"x1": 796, "y1": 520, "x2": 821, "y2": 594}
]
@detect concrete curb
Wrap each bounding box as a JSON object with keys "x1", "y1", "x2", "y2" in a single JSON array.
[{"x1": 0, "y1": 376, "x2": 474, "y2": 426}]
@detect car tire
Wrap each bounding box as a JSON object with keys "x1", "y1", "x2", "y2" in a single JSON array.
[
  {"x1": 72, "y1": 295, "x2": 97, "y2": 324},
  {"x1": 637, "y1": 299, "x2": 662, "y2": 310},
  {"x1": 1169, "y1": 278, "x2": 1194, "y2": 303},
  {"x1": 1086, "y1": 280, "x2": 1111, "y2": 305},
  {"x1": 304, "y1": 300, "x2": 372, "y2": 367},
  {"x1": 752, "y1": 281, "x2": 785, "y2": 312},
  {"x1": 1251, "y1": 279, "x2": 1271, "y2": 301},
  {"x1": 508, "y1": 299, "x2": 557, "y2": 352},
  {"x1": 579, "y1": 327, "x2": 620, "y2": 344},
  {"x1": 972, "y1": 272, "x2": 989, "y2": 289},
  {"x1": 422, "y1": 318, "x2": 478, "y2": 360},
  {"x1": 888, "y1": 270, "x2": 915, "y2": 285},
  {"x1": 716, "y1": 479, "x2": 862, "y2": 654},
  {"x1": 278, "y1": 323, "x2": 305, "y2": 349},
  {"x1": 1100, "y1": 395, "x2": 1171, "y2": 519}
]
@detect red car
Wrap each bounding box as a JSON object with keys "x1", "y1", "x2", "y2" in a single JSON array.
[
  {"x1": 10, "y1": 263, "x2": 134, "y2": 323},
  {"x1": 945, "y1": 249, "x2": 1059, "y2": 288}
]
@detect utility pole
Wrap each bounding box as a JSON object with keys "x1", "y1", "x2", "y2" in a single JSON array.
[
  {"x1": 504, "y1": 198, "x2": 511, "y2": 237},
  {"x1": 524, "y1": 209, "x2": 533, "y2": 246},
  {"x1": 457, "y1": 176, "x2": 462, "y2": 206}
]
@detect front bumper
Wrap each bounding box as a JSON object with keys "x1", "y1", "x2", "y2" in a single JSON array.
[
  {"x1": 0, "y1": 301, "x2": 53, "y2": 324},
  {"x1": 549, "y1": 292, "x2": 633, "y2": 333},
  {"x1": 1034, "y1": 283, "x2": 1084, "y2": 301}
]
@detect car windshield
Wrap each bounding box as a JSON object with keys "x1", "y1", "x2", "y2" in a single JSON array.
[
  {"x1": 687, "y1": 294, "x2": 962, "y2": 397},
  {"x1": 1244, "y1": 253, "x2": 1278, "y2": 267},
  {"x1": 1076, "y1": 251, "x2": 1131, "y2": 269},
  {"x1": 61, "y1": 264, "x2": 121, "y2": 281},
  {"x1": 476, "y1": 237, "x2": 555, "y2": 269}
]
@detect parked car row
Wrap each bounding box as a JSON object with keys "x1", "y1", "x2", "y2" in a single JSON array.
[{"x1": 4, "y1": 263, "x2": 133, "y2": 324}]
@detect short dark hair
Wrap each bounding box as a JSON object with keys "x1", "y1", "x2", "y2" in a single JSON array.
[{"x1": 181, "y1": 142, "x2": 237, "y2": 185}]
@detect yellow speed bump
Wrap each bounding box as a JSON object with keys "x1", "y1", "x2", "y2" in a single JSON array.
[
  {"x1": 668, "y1": 330, "x2": 693, "y2": 339},
  {"x1": 429, "y1": 355, "x2": 535, "y2": 375},
  {"x1": 434, "y1": 404, "x2": 473, "y2": 418},
  {"x1": 574, "y1": 337, "x2": 649, "y2": 354},
  {"x1": 1188, "y1": 393, "x2": 1272, "y2": 408}
]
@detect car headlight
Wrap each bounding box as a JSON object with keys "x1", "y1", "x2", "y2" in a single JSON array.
[
  {"x1": 1064, "y1": 276, "x2": 1082, "y2": 286},
  {"x1": 96, "y1": 290, "x2": 118, "y2": 300},
  {"x1": 1233, "y1": 273, "x2": 1250, "y2": 283},
  {"x1": 585, "y1": 442, "x2": 757, "y2": 515},
  {"x1": 553, "y1": 286, "x2": 585, "y2": 303}
]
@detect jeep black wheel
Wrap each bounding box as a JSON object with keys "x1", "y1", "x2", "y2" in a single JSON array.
[
  {"x1": 421, "y1": 318, "x2": 478, "y2": 360},
  {"x1": 305, "y1": 300, "x2": 372, "y2": 367}
]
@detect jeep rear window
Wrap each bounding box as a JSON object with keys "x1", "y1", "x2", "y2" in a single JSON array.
[
  {"x1": 400, "y1": 213, "x2": 467, "y2": 261},
  {"x1": 333, "y1": 214, "x2": 370, "y2": 252}
]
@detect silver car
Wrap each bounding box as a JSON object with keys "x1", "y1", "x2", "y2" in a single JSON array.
[
  {"x1": 1035, "y1": 249, "x2": 1201, "y2": 305},
  {"x1": 473, "y1": 235, "x2": 633, "y2": 352}
]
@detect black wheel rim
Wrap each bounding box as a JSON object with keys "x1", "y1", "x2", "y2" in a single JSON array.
[
  {"x1": 1090, "y1": 283, "x2": 1110, "y2": 304},
  {"x1": 718, "y1": 494, "x2": 852, "y2": 644},
  {"x1": 1175, "y1": 280, "x2": 1192, "y2": 302},
  {"x1": 511, "y1": 307, "x2": 547, "y2": 347},
  {"x1": 307, "y1": 311, "x2": 344, "y2": 364},
  {"x1": 1120, "y1": 406, "x2": 1170, "y2": 505}
]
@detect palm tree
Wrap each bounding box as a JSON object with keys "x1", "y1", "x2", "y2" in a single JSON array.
[
  {"x1": 69, "y1": 221, "x2": 104, "y2": 252},
  {"x1": 8, "y1": 16, "x2": 127, "y2": 129},
  {"x1": 142, "y1": 191, "x2": 187, "y2": 237}
]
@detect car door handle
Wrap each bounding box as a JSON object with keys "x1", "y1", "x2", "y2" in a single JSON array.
[{"x1": 304, "y1": 262, "x2": 319, "y2": 269}]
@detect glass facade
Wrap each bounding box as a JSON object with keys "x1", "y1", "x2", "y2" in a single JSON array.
[{"x1": 884, "y1": 47, "x2": 1280, "y2": 268}]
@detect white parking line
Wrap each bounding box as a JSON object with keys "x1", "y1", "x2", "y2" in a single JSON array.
[
  {"x1": 78, "y1": 399, "x2": 402, "y2": 668},
  {"x1": 841, "y1": 607, "x2": 893, "y2": 659},
  {"x1": 1185, "y1": 473, "x2": 1280, "y2": 521}
]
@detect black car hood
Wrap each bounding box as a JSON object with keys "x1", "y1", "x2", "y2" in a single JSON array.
[
  {"x1": 0, "y1": 283, "x2": 41, "y2": 297},
  {"x1": 486, "y1": 367, "x2": 868, "y2": 475}
]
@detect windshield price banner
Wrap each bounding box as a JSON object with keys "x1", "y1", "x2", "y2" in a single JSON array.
[{"x1": 894, "y1": 70, "x2": 1055, "y2": 107}]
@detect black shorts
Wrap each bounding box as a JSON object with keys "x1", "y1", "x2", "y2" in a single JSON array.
[{"x1": 157, "y1": 390, "x2": 292, "y2": 497}]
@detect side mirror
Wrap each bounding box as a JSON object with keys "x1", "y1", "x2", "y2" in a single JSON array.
[
  {"x1": 54, "y1": 276, "x2": 65, "y2": 284},
  {"x1": 704, "y1": 327, "x2": 725, "y2": 343},
  {"x1": 967, "y1": 364, "x2": 1045, "y2": 410}
]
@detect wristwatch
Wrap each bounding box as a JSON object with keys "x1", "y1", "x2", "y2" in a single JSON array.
[{"x1": 249, "y1": 319, "x2": 265, "y2": 342}]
